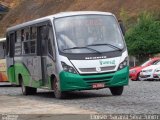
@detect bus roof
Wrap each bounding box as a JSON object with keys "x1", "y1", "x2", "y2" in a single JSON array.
[
  {"x1": 0, "y1": 38, "x2": 6, "y2": 42},
  {"x1": 7, "y1": 11, "x2": 113, "y2": 32}
]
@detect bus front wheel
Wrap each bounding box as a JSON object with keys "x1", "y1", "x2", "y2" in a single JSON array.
[
  {"x1": 109, "y1": 86, "x2": 124, "y2": 96},
  {"x1": 20, "y1": 78, "x2": 37, "y2": 95},
  {"x1": 53, "y1": 78, "x2": 66, "y2": 99}
]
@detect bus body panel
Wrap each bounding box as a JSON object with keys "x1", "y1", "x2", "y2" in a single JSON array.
[
  {"x1": 0, "y1": 59, "x2": 8, "y2": 81},
  {"x1": 8, "y1": 56, "x2": 56, "y2": 89},
  {"x1": 57, "y1": 50, "x2": 128, "y2": 74},
  {"x1": 57, "y1": 50, "x2": 129, "y2": 91},
  {"x1": 59, "y1": 66, "x2": 129, "y2": 91},
  {"x1": 0, "y1": 38, "x2": 8, "y2": 82}
]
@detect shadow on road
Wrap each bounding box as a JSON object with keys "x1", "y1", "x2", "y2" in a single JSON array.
[{"x1": 34, "y1": 90, "x2": 111, "y2": 100}]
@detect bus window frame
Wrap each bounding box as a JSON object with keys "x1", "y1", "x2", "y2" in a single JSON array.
[
  {"x1": 7, "y1": 20, "x2": 56, "y2": 61},
  {"x1": 12, "y1": 25, "x2": 37, "y2": 57},
  {"x1": 22, "y1": 27, "x2": 37, "y2": 56}
]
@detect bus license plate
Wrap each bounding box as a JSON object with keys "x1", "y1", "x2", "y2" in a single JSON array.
[{"x1": 92, "y1": 83, "x2": 105, "y2": 88}]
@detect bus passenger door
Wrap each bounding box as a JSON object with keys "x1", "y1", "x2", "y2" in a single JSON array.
[{"x1": 38, "y1": 25, "x2": 48, "y2": 86}]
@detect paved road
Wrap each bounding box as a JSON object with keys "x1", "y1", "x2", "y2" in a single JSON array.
[{"x1": 0, "y1": 80, "x2": 160, "y2": 115}]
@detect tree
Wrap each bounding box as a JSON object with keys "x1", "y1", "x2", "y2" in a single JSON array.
[{"x1": 125, "y1": 12, "x2": 160, "y2": 60}]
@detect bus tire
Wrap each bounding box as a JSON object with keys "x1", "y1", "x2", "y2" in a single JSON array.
[
  {"x1": 109, "y1": 86, "x2": 123, "y2": 96},
  {"x1": 53, "y1": 78, "x2": 66, "y2": 99},
  {"x1": 20, "y1": 78, "x2": 37, "y2": 95}
]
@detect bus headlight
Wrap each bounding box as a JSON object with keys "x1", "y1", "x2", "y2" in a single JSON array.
[
  {"x1": 61, "y1": 62, "x2": 77, "y2": 74},
  {"x1": 118, "y1": 57, "x2": 128, "y2": 70}
]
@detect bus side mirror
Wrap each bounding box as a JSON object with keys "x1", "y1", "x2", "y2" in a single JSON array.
[{"x1": 118, "y1": 20, "x2": 125, "y2": 36}]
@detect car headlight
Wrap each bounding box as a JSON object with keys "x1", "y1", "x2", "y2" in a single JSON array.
[
  {"x1": 61, "y1": 62, "x2": 77, "y2": 74},
  {"x1": 146, "y1": 69, "x2": 153, "y2": 72},
  {"x1": 118, "y1": 57, "x2": 128, "y2": 70}
]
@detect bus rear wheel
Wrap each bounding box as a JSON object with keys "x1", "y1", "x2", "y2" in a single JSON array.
[
  {"x1": 53, "y1": 78, "x2": 66, "y2": 99},
  {"x1": 109, "y1": 86, "x2": 124, "y2": 96},
  {"x1": 20, "y1": 78, "x2": 37, "y2": 95}
]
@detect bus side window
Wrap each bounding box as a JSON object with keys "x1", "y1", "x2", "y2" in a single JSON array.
[
  {"x1": 23, "y1": 28, "x2": 30, "y2": 54},
  {"x1": 9, "y1": 33, "x2": 15, "y2": 57},
  {"x1": 21, "y1": 29, "x2": 24, "y2": 41},
  {"x1": 0, "y1": 41, "x2": 4, "y2": 59},
  {"x1": 30, "y1": 26, "x2": 37, "y2": 54},
  {"x1": 22, "y1": 27, "x2": 36, "y2": 55},
  {"x1": 2, "y1": 41, "x2": 6, "y2": 58},
  {"x1": 6, "y1": 35, "x2": 9, "y2": 56},
  {"x1": 15, "y1": 30, "x2": 22, "y2": 56}
]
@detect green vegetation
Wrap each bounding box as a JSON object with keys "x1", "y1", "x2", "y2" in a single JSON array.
[{"x1": 125, "y1": 12, "x2": 160, "y2": 58}]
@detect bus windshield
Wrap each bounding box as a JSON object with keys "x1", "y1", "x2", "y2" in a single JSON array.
[{"x1": 54, "y1": 15, "x2": 124, "y2": 53}]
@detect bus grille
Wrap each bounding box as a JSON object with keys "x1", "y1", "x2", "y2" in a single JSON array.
[
  {"x1": 79, "y1": 66, "x2": 116, "y2": 73},
  {"x1": 83, "y1": 76, "x2": 113, "y2": 85}
]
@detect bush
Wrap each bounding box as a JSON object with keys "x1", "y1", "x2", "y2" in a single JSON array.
[{"x1": 125, "y1": 12, "x2": 160, "y2": 58}]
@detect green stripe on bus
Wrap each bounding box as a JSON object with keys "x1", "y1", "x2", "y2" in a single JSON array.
[
  {"x1": 8, "y1": 63, "x2": 42, "y2": 88},
  {"x1": 59, "y1": 66, "x2": 129, "y2": 91}
]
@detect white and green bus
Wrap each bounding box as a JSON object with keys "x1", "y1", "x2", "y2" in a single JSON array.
[{"x1": 6, "y1": 11, "x2": 129, "y2": 99}]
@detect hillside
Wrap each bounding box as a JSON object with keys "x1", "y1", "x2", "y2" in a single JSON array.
[
  {"x1": 0, "y1": 0, "x2": 20, "y2": 9},
  {"x1": 0, "y1": 0, "x2": 160, "y2": 37}
]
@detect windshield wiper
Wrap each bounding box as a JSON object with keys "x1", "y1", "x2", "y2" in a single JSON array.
[
  {"x1": 87, "y1": 43, "x2": 122, "y2": 51},
  {"x1": 63, "y1": 46, "x2": 101, "y2": 54}
]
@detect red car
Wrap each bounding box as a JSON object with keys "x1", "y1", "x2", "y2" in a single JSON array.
[{"x1": 129, "y1": 58, "x2": 160, "y2": 81}]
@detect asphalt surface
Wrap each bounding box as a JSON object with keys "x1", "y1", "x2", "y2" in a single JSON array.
[{"x1": 0, "y1": 80, "x2": 160, "y2": 114}]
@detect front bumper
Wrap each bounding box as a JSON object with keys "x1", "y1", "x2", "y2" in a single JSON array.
[
  {"x1": 139, "y1": 72, "x2": 153, "y2": 80},
  {"x1": 129, "y1": 73, "x2": 137, "y2": 80},
  {"x1": 59, "y1": 66, "x2": 129, "y2": 91}
]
